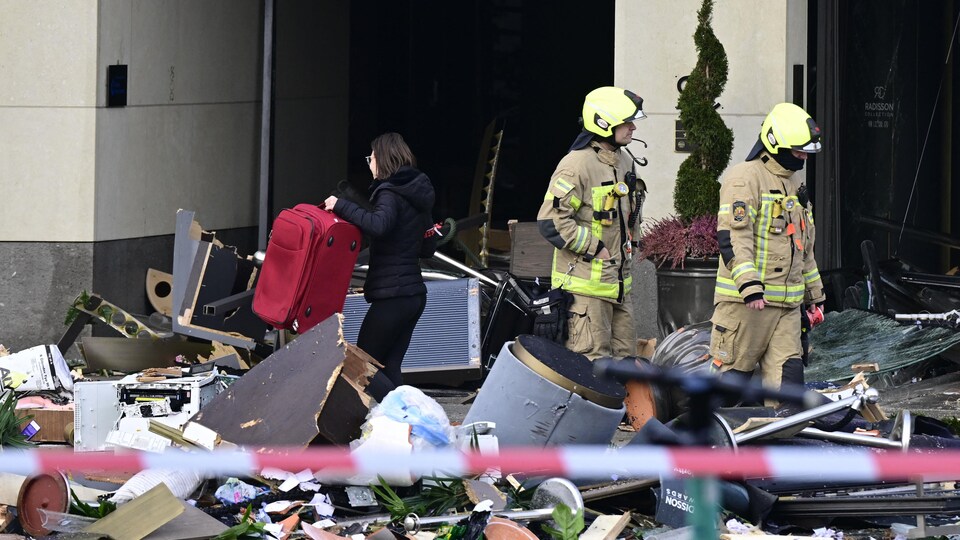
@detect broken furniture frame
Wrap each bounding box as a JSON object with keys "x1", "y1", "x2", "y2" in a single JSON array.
[
  {"x1": 728, "y1": 385, "x2": 912, "y2": 450},
  {"x1": 172, "y1": 209, "x2": 269, "y2": 356},
  {"x1": 58, "y1": 293, "x2": 164, "y2": 355}
]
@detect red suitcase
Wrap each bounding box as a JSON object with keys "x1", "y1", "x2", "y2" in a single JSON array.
[{"x1": 253, "y1": 204, "x2": 362, "y2": 333}]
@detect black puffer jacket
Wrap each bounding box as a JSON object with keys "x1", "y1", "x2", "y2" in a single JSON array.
[{"x1": 333, "y1": 166, "x2": 435, "y2": 301}]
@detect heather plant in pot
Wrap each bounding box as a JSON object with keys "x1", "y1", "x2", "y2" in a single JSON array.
[{"x1": 641, "y1": 214, "x2": 719, "y2": 270}]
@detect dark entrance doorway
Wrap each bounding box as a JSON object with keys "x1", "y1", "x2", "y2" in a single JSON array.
[
  {"x1": 345, "y1": 0, "x2": 615, "y2": 228},
  {"x1": 816, "y1": 0, "x2": 960, "y2": 274}
]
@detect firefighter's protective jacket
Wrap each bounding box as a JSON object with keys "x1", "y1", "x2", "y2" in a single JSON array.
[
  {"x1": 537, "y1": 142, "x2": 639, "y2": 303},
  {"x1": 715, "y1": 152, "x2": 825, "y2": 307}
]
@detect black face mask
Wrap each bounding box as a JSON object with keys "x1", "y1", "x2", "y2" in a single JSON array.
[{"x1": 773, "y1": 150, "x2": 805, "y2": 171}]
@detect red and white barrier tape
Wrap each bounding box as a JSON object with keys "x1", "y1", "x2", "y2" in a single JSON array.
[{"x1": 4, "y1": 447, "x2": 960, "y2": 481}]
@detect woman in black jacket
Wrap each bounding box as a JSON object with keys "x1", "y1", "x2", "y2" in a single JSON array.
[{"x1": 325, "y1": 133, "x2": 435, "y2": 401}]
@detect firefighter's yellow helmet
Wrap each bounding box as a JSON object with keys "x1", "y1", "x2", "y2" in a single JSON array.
[
  {"x1": 582, "y1": 86, "x2": 646, "y2": 138},
  {"x1": 759, "y1": 103, "x2": 822, "y2": 154}
]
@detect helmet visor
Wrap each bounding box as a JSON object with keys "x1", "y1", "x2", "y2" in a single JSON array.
[
  {"x1": 794, "y1": 140, "x2": 822, "y2": 153},
  {"x1": 793, "y1": 117, "x2": 822, "y2": 153},
  {"x1": 624, "y1": 109, "x2": 647, "y2": 123}
]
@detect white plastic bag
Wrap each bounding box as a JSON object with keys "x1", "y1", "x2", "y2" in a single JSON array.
[{"x1": 371, "y1": 385, "x2": 453, "y2": 450}]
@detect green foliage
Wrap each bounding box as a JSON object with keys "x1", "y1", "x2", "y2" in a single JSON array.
[
  {"x1": 435, "y1": 523, "x2": 469, "y2": 540},
  {"x1": 64, "y1": 290, "x2": 90, "y2": 326},
  {"x1": 541, "y1": 503, "x2": 585, "y2": 540},
  {"x1": 70, "y1": 489, "x2": 116, "y2": 519},
  {"x1": 409, "y1": 476, "x2": 470, "y2": 517},
  {"x1": 370, "y1": 476, "x2": 412, "y2": 520},
  {"x1": 213, "y1": 504, "x2": 267, "y2": 539},
  {"x1": 675, "y1": 0, "x2": 734, "y2": 220},
  {"x1": 0, "y1": 390, "x2": 35, "y2": 449},
  {"x1": 371, "y1": 475, "x2": 471, "y2": 522}
]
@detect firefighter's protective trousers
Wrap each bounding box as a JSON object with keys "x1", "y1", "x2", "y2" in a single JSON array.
[{"x1": 709, "y1": 153, "x2": 825, "y2": 398}]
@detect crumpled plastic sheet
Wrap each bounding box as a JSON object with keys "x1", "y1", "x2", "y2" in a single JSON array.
[
  {"x1": 214, "y1": 476, "x2": 265, "y2": 505},
  {"x1": 108, "y1": 468, "x2": 203, "y2": 505},
  {"x1": 806, "y1": 309, "x2": 960, "y2": 382}
]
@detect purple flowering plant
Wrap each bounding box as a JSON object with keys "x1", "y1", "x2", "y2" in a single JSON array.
[{"x1": 639, "y1": 214, "x2": 719, "y2": 269}]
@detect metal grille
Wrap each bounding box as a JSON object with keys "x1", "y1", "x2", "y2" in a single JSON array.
[{"x1": 341, "y1": 278, "x2": 481, "y2": 373}]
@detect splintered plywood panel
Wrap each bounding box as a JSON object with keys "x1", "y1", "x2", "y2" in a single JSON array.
[{"x1": 191, "y1": 315, "x2": 370, "y2": 447}]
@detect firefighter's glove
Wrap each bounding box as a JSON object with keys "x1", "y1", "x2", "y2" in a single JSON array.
[
  {"x1": 806, "y1": 304, "x2": 825, "y2": 328},
  {"x1": 530, "y1": 289, "x2": 573, "y2": 344}
]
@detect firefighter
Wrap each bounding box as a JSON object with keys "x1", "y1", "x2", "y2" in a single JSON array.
[
  {"x1": 537, "y1": 86, "x2": 647, "y2": 359},
  {"x1": 710, "y1": 102, "x2": 826, "y2": 406}
]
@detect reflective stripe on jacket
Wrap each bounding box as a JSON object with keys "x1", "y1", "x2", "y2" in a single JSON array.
[
  {"x1": 536, "y1": 142, "x2": 639, "y2": 302},
  {"x1": 714, "y1": 153, "x2": 825, "y2": 308}
]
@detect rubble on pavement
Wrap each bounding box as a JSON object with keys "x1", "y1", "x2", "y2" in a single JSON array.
[{"x1": 2, "y1": 216, "x2": 960, "y2": 539}]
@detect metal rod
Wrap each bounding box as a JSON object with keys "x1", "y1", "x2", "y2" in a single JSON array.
[
  {"x1": 797, "y1": 427, "x2": 904, "y2": 449},
  {"x1": 406, "y1": 507, "x2": 554, "y2": 531},
  {"x1": 432, "y1": 251, "x2": 498, "y2": 287},
  {"x1": 735, "y1": 390, "x2": 876, "y2": 444},
  {"x1": 403, "y1": 478, "x2": 583, "y2": 534}
]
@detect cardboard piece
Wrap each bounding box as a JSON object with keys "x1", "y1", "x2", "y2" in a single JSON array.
[
  {"x1": 84, "y1": 483, "x2": 184, "y2": 540},
  {"x1": 15, "y1": 406, "x2": 74, "y2": 444},
  {"x1": 191, "y1": 315, "x2": 373, "y2": 447}
]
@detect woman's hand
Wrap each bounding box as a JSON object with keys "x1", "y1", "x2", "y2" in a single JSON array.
[{"x1": 323, "y1": 195, "x2": 338, "y2": 210}]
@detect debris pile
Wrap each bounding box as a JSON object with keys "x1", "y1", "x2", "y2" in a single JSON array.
[{"x1": 1, "y1": 216, "x2": 960, "y2": 539}]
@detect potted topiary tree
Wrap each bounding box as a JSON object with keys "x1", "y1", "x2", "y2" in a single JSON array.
[{"x1": 641, "y1": 0, "x2": 733, "y2": 336}]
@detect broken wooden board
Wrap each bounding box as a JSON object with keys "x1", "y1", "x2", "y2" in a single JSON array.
[
  {"x1": 580, "y1": 511, "x2": 632, "y2": 540},
  {"x1": 172, "y1": 209, "x2": 257, "y2": 350},
  {"x1": 850, "y1": 362, "x2": 879, "y2": 373},
  {"x1": 146, "y1": 268, "x2": 175, "y2": 317},
  {"x1": 191, "y1": 315, "x2": 373, "y2": 447},
  {"x1": 464, "y1": 478, "x2": 507, "y2": 511},
  {"x1": 84, "y1": 482, "x2": 184, "y2": 540}
]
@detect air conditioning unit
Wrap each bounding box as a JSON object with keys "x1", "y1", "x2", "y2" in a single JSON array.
[{"x1": 341, "y1": 278, "x2": 482, "y2": 383}]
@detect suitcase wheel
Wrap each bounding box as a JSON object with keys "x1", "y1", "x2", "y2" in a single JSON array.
[
  {"x1": 327, "y1": 236, "x2": 335, "y2": 247},
  {"x1": 305, "y1": 306, "x2": 312, "y2": 317},
  {"x1": 351, "y1": 240, "x2": 357, "y2": 251}
]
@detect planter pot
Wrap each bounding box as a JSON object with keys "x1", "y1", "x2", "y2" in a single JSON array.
[{"x1": 655, "y1": 257, "x2": 718, "y2": 337}]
